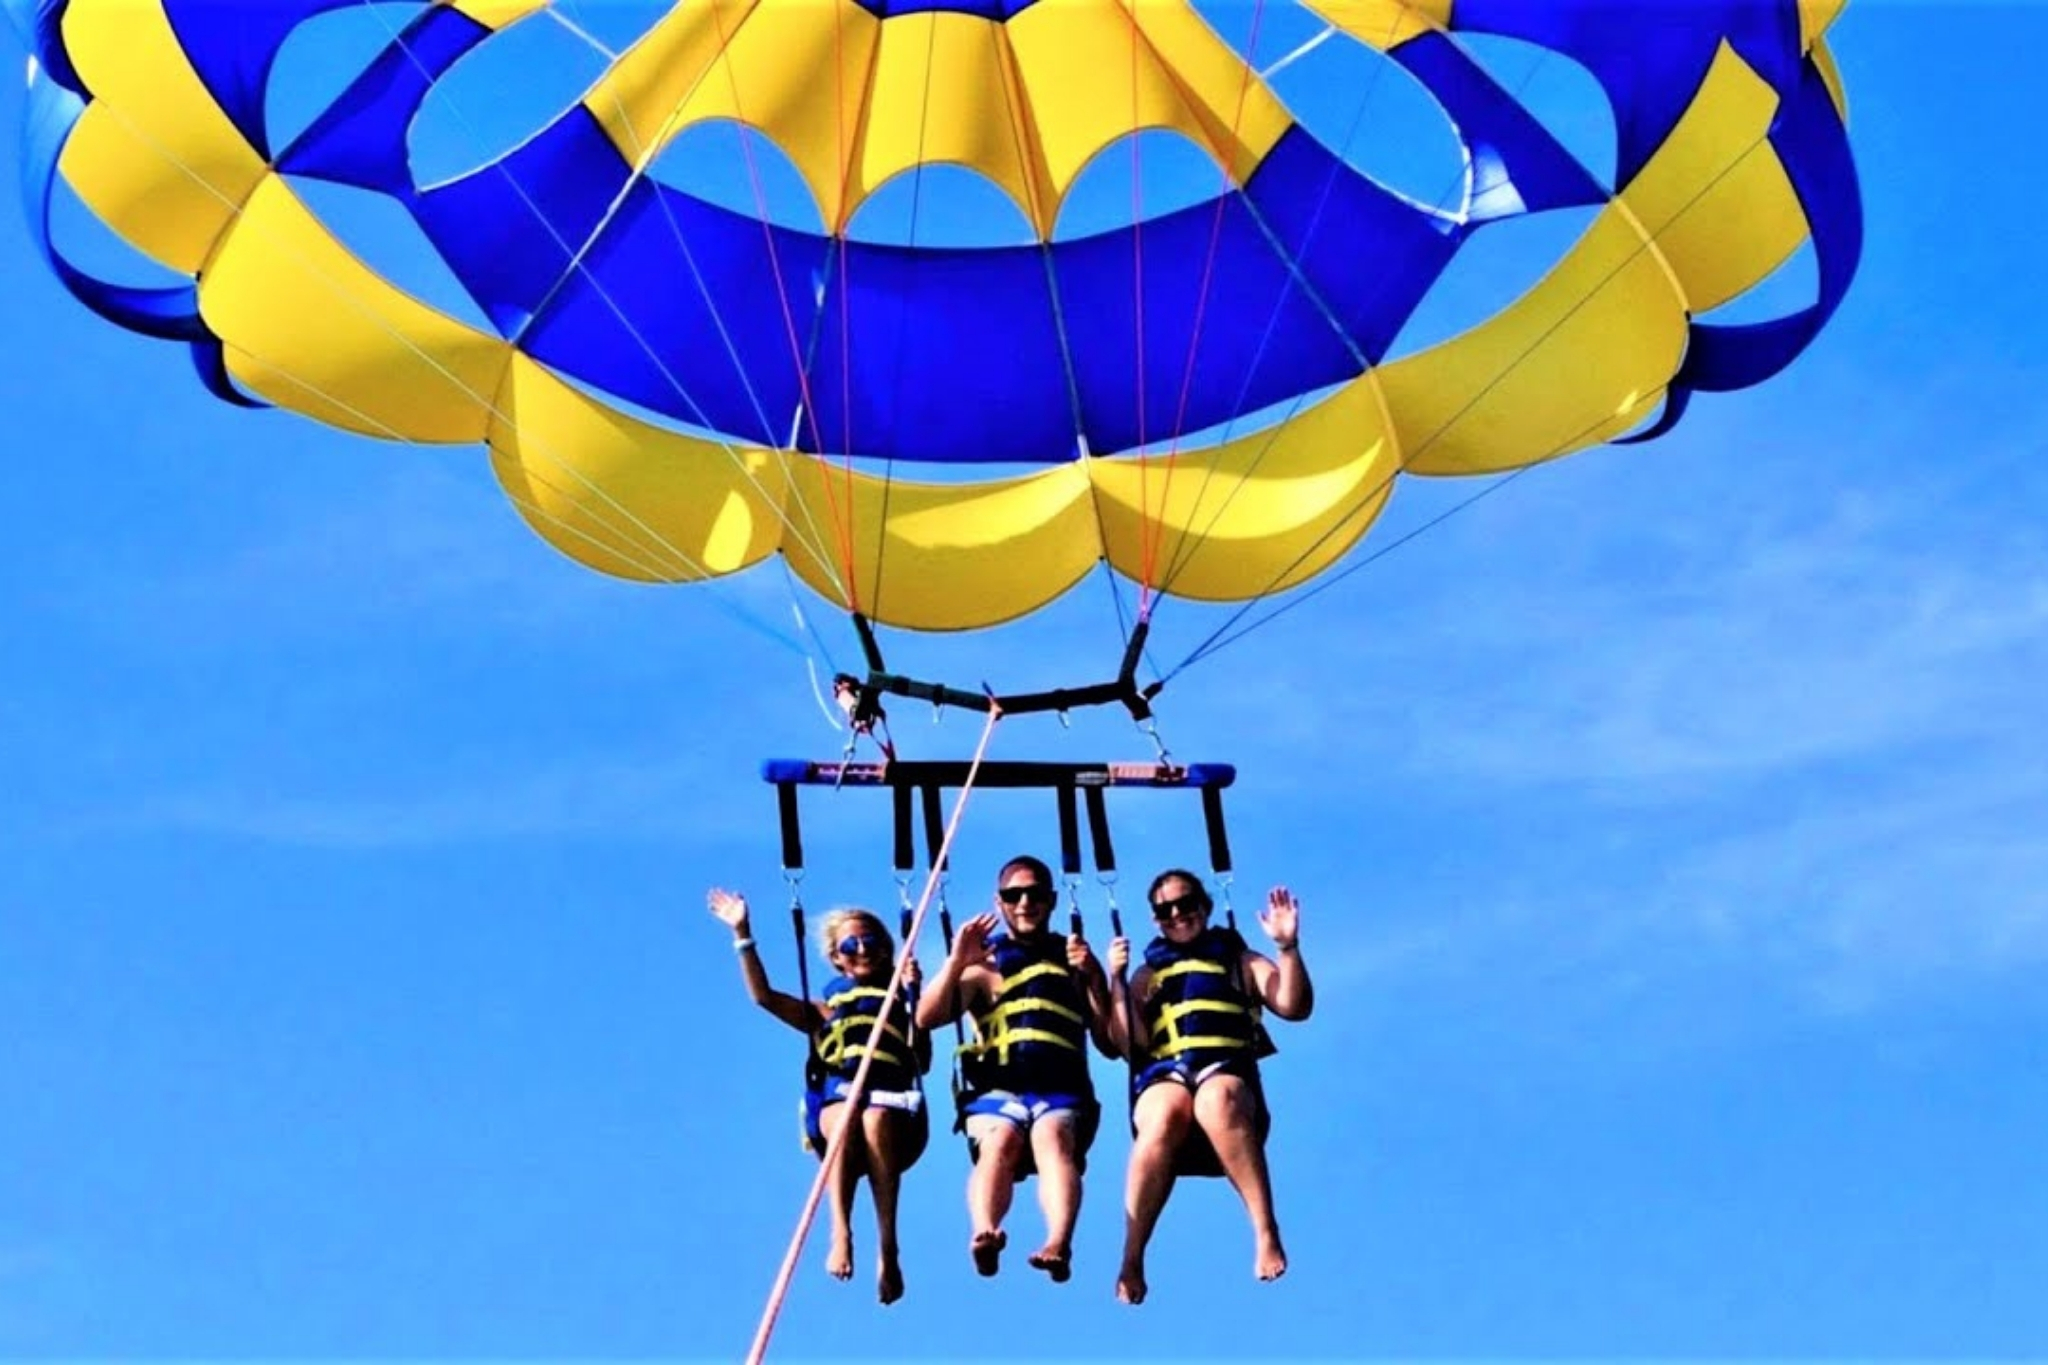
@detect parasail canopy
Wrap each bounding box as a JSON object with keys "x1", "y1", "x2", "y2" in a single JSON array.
[{"x1": 14, "y1": 0, "x2": 1860, "y2": 633}]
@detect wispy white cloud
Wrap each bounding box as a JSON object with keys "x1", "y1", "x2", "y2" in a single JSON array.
[{"x1": 1183, "y1": 434, "x2": 2048, "y2": 1020}]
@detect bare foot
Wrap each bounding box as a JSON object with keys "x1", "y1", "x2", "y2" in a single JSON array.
[
  {"x1": 825, "y1": 1231, "x2": 854, "y2": 1281},
  {"x1": 1028, "y1": 1243, "x2": 1073, "y2": 1284},
  {"x1": 877, "y1": 1249, "x2": 905, "y2": 1305},
  {"x1": 1255, "y1": 1232, "x2": 1288, "y2": 1283},
  {"x1": 970, "y1": 1228, "x2": 1006, "y2": 1278},
  {"x1": 1115, "y1": 1259, "x2": 1147, "y2": 1305}
]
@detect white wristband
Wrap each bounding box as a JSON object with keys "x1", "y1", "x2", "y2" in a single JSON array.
[{"x1": 733, "y1": 936, "x2": 756, "y2": 952}]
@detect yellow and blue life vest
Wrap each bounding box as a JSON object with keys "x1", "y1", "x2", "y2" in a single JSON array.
[
  {"x1": 809, "y1": 973, "x2": 923, "y2": 1095},
  {"x1": 1138, "y1": 926, "x2": 1276, "y2": 1073},
  {"x1": 959, "y1": 930, "x2": 1094, "y2": 1097}
]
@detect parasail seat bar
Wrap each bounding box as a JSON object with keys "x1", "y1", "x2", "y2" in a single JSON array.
[{"x1": 762, "y1": 759, "x2": 1235, "y2": 881}]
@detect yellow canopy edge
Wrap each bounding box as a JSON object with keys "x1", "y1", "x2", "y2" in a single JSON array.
[
  {"x1": 56, "y1": 0, "x2": 266, "y2": 273},
  {"x1": 1090, "y1": 376, "x2": 1401, "y2": 600},
  {"x1": 489, "y1": 356, "x2": 789, "y2": 584},
  {"x1": 783, "y1": 461, "x2": 1101, "y2": 630},
  {"x1": 202, "y1": 177, "x2": 510, "y2": 443},
  {"x1": 1620, "y1": 43, "x2": 1804, "y2": 315},
  {"x1": 1304, "y1": 1, "x2": 1453, "y2": 52}
]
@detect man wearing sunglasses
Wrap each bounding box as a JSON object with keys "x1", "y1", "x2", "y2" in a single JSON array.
[
  {"x1": 916, "y1": 854, "x2": 1114, "y2": 1285},
  {"x1": 1105, "y1": 871, "x2": 1314, "y2": 1306}
]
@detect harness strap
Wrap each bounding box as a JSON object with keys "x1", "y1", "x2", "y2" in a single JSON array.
[
  {"x1": 1057, "y1": 784, "x2": 1082, "y2": 877},
  {"x1": 1083, "y1": 784, "x2": 1116, "y2": 875},
  {"x1": 776, "y1": 781, "x2": 803, "y2": 872},
  {"x1": 1201, "y1": 785, "x2": 1233, "y2": 877},
  {"x1": 891, "y1": 782, "x2": 914, "y2": 873},
  {"x1": 919, "y1": 783, "x2": 946, "y2": 874}
]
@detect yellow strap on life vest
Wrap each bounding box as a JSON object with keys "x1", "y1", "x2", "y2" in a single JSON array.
[
  {"x1": 1152, "y1": 1033, "x2": 1259, "y2": 1059},
  {"x1": 1155, "y1": 998, "x2": 1250, "y2": 1028},
  {"x1": 1152, "y1": 959, "x2": 1229, "y2": 985},
  {"x1": 985, "y1": 995, "x2": 1086, "y2": 1028},
  {"x1": 1002, "y1": 961, "x2": 1072, "y2": 991}
]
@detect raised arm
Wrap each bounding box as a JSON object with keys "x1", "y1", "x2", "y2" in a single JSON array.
[
  {"x1": 707, "y1": 888, "x2": 817, "y2": 1035},
  {"x1": 1244, "y1": 885, "x2": 1314, "y2": 1022},
  {"x1": 915, "y1": 911, "x2": 996, "y2": 1030}
]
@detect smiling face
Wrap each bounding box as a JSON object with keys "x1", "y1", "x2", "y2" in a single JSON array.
[
  {"x1": 821, "y1": 910, "x2": 893, "y2": 983},
  {"x1": 994, "y1": 860, "x2": 1056, "y2": 936},
  {"x1": 1148, "y1": 873, "x2": 1210, "y2": 945}
]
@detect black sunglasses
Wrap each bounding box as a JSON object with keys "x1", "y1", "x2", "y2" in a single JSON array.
[
  {"x1": 998, "y1": 883, "x2": 1054, "y2": 906},
  {"x1": 836, "y1": 932, "x2": 884, "y2": 956},
  {"x1": 1151, "y1": 892, "x2": 1206, "y2": 922}
]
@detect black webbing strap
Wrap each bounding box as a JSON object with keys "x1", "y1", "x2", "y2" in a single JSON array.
[
  {"x1": 1201, "y1": 785, "x2": 1233, "y2": 876},
  {"x1": 776, "y1": 782, "x2": 803, "y2": 872},
  {"x1": 891, "y1": 781, "x2": 915, "y2": 873},
  {"x1": 789, "y1": 900, "x2": 811, "y2": 1002},
  {"x1": 1083, "y1": 784, "x2": 1116, "y2": 876},
  {"x1": 1056, "y1": 785, "x2": 1082, "y2": 878},
  {"x1": 919, "y1": 784, "x2": 946, "y2": 872}
]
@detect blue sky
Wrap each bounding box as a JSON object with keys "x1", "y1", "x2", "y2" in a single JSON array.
[{"x1": 3, "y1": 3, "x2": 2046, "y2": 1359}]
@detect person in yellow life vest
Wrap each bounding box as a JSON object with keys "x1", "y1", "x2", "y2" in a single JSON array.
[
  {"x1": 708, "y1": 889, "x2": 930, "y2": 1305},
  {"x1": 915, "y1": 855, "x2": 1115, "y2": 1284},
  {"x1": 1105, "y1": 871, "x2": 1314, "y2": 1306}
]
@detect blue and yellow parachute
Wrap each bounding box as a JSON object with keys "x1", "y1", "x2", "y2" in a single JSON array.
[{"x1": 11, "y1": 0, "x2": 1859, "y2": 633}]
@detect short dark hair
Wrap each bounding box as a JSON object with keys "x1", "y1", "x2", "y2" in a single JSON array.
[
  {"x1": 998, "y1": 854, "x2": 1054, "y2": 886},
  {"x1": 1147, "y1": 868, "x2": 1211, "y2": 912}
]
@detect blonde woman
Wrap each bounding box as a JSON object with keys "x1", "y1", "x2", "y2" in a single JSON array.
[{"x1": 708, "y1": 889, "x2": 930, "y2": 1304}]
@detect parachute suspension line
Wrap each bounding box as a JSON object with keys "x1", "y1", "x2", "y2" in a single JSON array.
[
  {"x1": 1171, "y1": 455, "x2": 1534, "y2": 674},
  {"x1": 538, "y1": 3, "x2": 617, "y2": 61},
  {"x1": 863, "y1": 17, "x2": 946, "y2": 627},
  {"x1": 59, "y1": 60, "x2": 830, "y2": 664},
  {"x1": 1152, "y1": 1, "x2": 1409, "y2": 597},
  {"x1": 1148, "y1": 0, "x2": 1275, "y2": 598},
  {"x1": 1165, "y1": 114, "x2": 1776, "y2": 680},
  {"x1": 352, "y1": 3, "x2": 856, "y2": 601},
  {"x1": 82, "y1": 29, "x2": 737, "y2": 593},
  {"x1": 1124, "y1": 6, "x2": 1160, "y2": 612},
  {"x1": 700, "y1": 0, "x2": 864, "y2": 610},
  {"x1": 823, "y1": 0, "x2": 871, "y2": 611},
  {"x1": 744, "y1": 705, "x2": 1004, "y2": 1365},
  {"x1": 1163, "y1": 38, "x2": 1769, "y2": 683},
  {"x1": 361, "y1": 5, "x2": 852, "y2": 594},
  {"x1": 781, "y1": 568, "x2": 844, "y2": 681},
  {"x1": 985, "y1": 22, "x2": 1105, "y2": 594}
]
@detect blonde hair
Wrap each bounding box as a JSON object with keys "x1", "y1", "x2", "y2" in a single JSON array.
[{"x1": 817, "y1": 906, "x2": 893, "y2": 961}]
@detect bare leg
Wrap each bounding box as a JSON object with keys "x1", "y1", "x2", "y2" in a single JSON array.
[
  {"x1": 964, "y1": 1115, "x2": 1023, "y2": 1276},
  {"x1": 816, "y1": 1102, "x2": 863, "y2": 1282},
  {"x1": 1026, "y1": 1112, "x2": 1081, "y2": 1283},
  {"x1": 861, "y1": 1107, "x2": 922, "y2": 1305},
  {"x1": 1193, "y1": 1075, "x2": 1286, "y2": 1282},
  {"x1": 1118, "y1": 1083, "x2": 1192, "y2": 1305}
]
